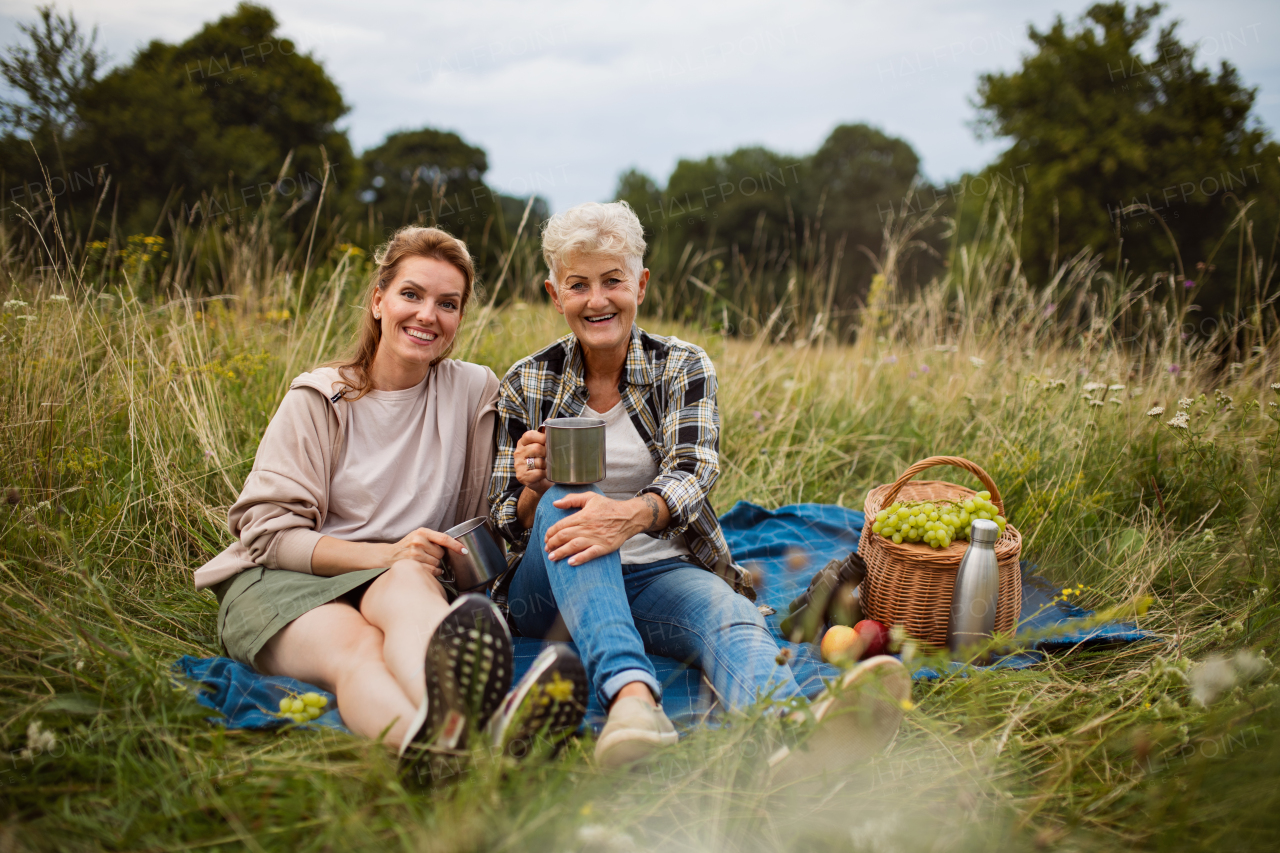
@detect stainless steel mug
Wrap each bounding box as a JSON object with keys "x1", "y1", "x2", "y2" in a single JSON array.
[
  {"x1": 543, "y1": 417, "x2": 606, "y2": 484},
  {"x1": 442, "y1": 517, "x2": 509, "y2": 591}
]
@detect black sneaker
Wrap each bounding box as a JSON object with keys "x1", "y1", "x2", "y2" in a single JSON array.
[
  {"x1": 399, "y1": 594, "x2": 513, "y2": 772},
  {"x1": 486, "y1": 644, "x2": 588, "y2": 758}
]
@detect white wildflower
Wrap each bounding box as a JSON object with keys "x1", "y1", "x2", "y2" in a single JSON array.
[
  {"x1": 1147, "y1": 406, "x2": 1165, "y2": 417},
  {"x1": 576, "y1": 824, "x2": 635, "y2": 851},
  {"x1": 19, "y1": 720, "x2": 57, "y2": 759},
  {"x1": 4, "y1": 299, "x2": 29, "y2": 310},
  {"x1": 1108, "y1": 397, "x2": 1123, "y2": 405},
  {"x1": 1083, "y1": 382, "x2": 1107, "y2": 392},
  {"x1": 969, "y1": 356, "x2": 986, "y2": 367},
  {"x1": 1232, "y1": 649, "x2": 1269, "y2": 682},
  {"x1": 1189, "y1": 655, "x2": 1236, "y2": 706},
  {"x1": 1167, "y1": 411, "x2": 1190, "y2": 429},
  {"x1": 48, "y1": 294, "x2": 69, "y2": 302},
  {"x1": 934, "y1": 344, "x2": 957, "y2": 353},
  {"x1": 1271, "y1": 383, "x2": 1279, "y2": 392},
  {"x1": 1089, "y1": 399, "x2": 1105, "y2": 407},
  {"x1": 1178, "y1": 397, "x2": 1194, "y2": 409},
  {"x1": 1108, "y1": 384, "x2": 1126, "y2": 391},
  {"x1": 17, "y1": 315, "x2": 36, "y2": 321}
]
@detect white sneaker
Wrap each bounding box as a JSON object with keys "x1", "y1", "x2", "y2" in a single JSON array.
[
  {"x1": 593, "y1": 696, "x2": 679, "y2": 768},
  {"x1": 768, "y1": 655, "x2": 911, "y2": 785}
]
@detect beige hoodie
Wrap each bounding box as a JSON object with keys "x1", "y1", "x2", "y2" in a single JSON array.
[{"x1": 193, "y1": 362, "x2": 499, "y2": 590}]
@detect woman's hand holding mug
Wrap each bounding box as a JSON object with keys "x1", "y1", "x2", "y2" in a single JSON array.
[
  {"x1": 515, "y1": 429, "x2": 554, "y2": 495},
  {"x1": 384, "y1": 527, "x2": 467, "y2": 577}
]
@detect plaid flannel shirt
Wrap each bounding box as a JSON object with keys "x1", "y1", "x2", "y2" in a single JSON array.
[{"x1": 488, "y1": 325, "x2": 756, "y2": 601}]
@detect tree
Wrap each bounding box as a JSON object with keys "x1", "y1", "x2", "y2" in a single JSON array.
[
  {"x1": 71, "y1": 2, "x2": 353, "y2": 231},
  {"x1": 359, "y1": 128, "x2": 494, "y2": 237},
  {"x1": 973, "y1": 2, "x2": 1280, "y2": 299},
  {"x1": 0, "y1": 4, "x2": 103, "y2": 142}
]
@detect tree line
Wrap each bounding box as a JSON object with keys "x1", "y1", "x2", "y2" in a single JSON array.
[{"x1": 1, "y1": 1, "x2": 1276, "y2": 325}]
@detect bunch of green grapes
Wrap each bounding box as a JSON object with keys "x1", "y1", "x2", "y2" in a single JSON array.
[
  {"x1": 871, "y1": 490, "x2": 1007, "y2": 549},
  {"x1": 277, "y1": 691, "x2": 328, "y2": 724}
]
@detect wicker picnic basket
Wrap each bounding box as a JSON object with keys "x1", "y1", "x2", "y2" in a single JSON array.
[{"x1": 858, "y1": 456, "x2": 1022, "y2": 650}]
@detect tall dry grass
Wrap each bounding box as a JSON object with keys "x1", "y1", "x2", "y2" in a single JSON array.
[{"x1": 0, "y1": 187, "x2": 1277, "y2": 851}]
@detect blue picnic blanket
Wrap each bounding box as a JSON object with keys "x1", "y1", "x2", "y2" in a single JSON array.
[{"x1": 174, "y1": 502, "x2": 1154, "y2": 732}]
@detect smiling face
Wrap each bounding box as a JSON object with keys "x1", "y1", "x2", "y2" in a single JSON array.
[
  {"x1": 546, "y1": 253, "x2": 648, "y2": 358},
  {"x1": 369, "y1": 255, "x2": 465, "y2": 389}
]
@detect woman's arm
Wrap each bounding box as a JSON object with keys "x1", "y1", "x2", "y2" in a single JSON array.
[
  {"x1": 310, "y1": 528, "x2": 466, "y2": 577},
  {"x1": 489, "y1": 371, "x2": 542, "y2": 545},
  {"x1": 639, "y1": 345, "x2": 721, "y2": 539}
]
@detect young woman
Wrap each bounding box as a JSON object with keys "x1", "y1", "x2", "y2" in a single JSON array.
[
  {"x1": 489, "y1": 202, "x2": 910, "y2": 778},
  {"x1": 195, "y1": 226, "x2": 586, "y2": 770}
]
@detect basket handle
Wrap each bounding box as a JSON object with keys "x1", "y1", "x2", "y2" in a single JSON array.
[{"x1": 879, "y1": 455, "x2": 1004, "y2": 515}]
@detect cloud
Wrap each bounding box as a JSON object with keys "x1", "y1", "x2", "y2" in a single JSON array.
[{"x1": 3, "y1": 0, "x2": 1276, "y2": 210}]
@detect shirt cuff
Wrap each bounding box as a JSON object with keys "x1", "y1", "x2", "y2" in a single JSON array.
[{"x1": 270, "y1": 528, "x2": 322, "y2": 573}]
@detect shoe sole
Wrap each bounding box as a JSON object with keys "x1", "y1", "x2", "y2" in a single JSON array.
[
  {"x1": 490, "y1": 645, "x2": 588, "y2": 758},
  {"x1": 400, "y1": 595, "x2": 513, "y2": 774},
  {"x1": 768, "y1": 655, "x2": 910, "y2": 785}
]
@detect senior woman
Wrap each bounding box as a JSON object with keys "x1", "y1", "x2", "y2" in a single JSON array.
[
  {"x1": 490, "y1": 202, "x2": 909, "y2": 776},
  {"x1": 194, "y1": 226, "x2": 586, "y2": 774}
]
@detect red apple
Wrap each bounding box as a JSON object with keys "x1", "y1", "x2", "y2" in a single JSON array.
[{"x1": 853, "y1": 620, "x2": 889, "y2": 658}]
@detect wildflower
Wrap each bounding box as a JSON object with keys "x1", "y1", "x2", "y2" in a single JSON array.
[
  {"x1": 1189, "y1": 655, "x2": 1235, "y2": 705},
  {"x1": 3, "y1": 299, "x2": 29, "y2": 310},
  {"x1": 1167, "y1": 411, "x2": 1190, "y2": 429},
  {"x1": 969, "y1": 356, "x2": 986, "y2": 367},
  {"x1": 775, "y1": 647, "x2": 792, "y2": 666},
  {"x1": 17, "y1": 315, "x2": 36, "y2": 321},
  {"x1": 1169, "y1": 364, "x2": 1181, "y2": 374},
  {"x1": 1089, "y1": 399, "x2": 1105, "y2": 407},
  {"x1": 1147, "y1": 406, "x2": 1165, "y2": 417},
  {"x1": 1108, "y1": 384, "x2": 1126, "y2": 391},
  {"x1": 1232, "y1": 649, "x2": 1269, "y2": 682},
  {"x1": 1108, "y1": 397, "x2": 1123, "y2": 405},
  {"x1": 19, "y1": 720, "x2": 56, "y2": 759},
  {"x1": 899, "y1": 698, "x2": 916, "y2": 711},
  {"x1": 908, "y1": 371, "x2": 917, "y2": 379},
  {"x1": 1178, "y1": 397, "x2": 1194, "y2": 409},
  {"x1": 48, "y1": 294, "x2": 68, "y2": 302},
  {"x1": 919, "y1": 364, "x2": 930, "y2": 374},
  {"x1": 934, "y1": 344, "x2": 957, "y2": 353},
  {"x1": 883, "y1": 354, "x2": 898, "y2": 365},
  {"x1": 1183, "y1": 279, "x2": 1195, "y2": 289},
  {"x1": 1083, "y1": 382, "x2": 1107, "y2": 392},
  {"x1": 1271, "y1": 383, "x2": 1279, "y2": 392}
]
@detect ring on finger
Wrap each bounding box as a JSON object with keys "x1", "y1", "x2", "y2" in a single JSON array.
[{"x1": 525, "y1": 457, "x2": 538, "y2": 470}]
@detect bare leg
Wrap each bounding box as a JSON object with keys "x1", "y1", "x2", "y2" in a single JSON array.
[
  {"x1": 255, "y1": 601, "x2": 419, "y2": 748},
  {"x1": 358, "y1": 560, "x2": 454, "y2": 705}
]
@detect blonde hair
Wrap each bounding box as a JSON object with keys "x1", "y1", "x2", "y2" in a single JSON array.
[
  {"x1": 333, "y1": 226, "x2": 476, "y2": 399},
  {"x1": 541, "y1": 201, "x2": 646, "y2": 284}
]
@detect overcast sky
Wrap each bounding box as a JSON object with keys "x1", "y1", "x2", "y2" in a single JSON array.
[{"x1": 2, "y1": 0, "x2": 1277, "y2": 210}]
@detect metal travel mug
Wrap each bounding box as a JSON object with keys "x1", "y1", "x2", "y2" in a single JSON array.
[
  {"x1": 947, "y1": 518, "x2": 1000, "y2": 663},
  {"x1": 442, "y1": 517, "x2": 510, "y2": 591},
  {"x1": 542, "y1": 417, "x2": 606, "y2": 484}
]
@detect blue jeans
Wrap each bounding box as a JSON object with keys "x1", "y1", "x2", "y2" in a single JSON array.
[{"x1": 508, "y1": 484, "x2": 803, "y2": 710}]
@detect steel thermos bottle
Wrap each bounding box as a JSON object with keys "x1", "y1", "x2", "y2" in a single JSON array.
[{"x1": 947, "y1": 518, "x2": 1000, "y2": 663}]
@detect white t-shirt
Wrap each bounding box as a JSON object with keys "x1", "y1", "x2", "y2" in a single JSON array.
[
  {"x1": 584, "y1": 400, "x2": 692, "y2": 565},
  {"x1": 321, "y1": 366, "x2": 471, "y2": 542}
]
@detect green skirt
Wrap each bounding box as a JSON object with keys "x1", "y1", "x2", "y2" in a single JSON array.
[{"x1": 212, "y1": 566, "x2": 389, "y2": 666}]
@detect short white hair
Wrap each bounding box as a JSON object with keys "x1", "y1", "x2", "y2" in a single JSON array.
[{"x1": 541, "y1": 201, "x2": 646, "y2": 284}]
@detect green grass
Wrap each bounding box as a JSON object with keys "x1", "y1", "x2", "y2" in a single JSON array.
[{"x1": 1, "y1": 203, "x2": 1279, "y2": 851}]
